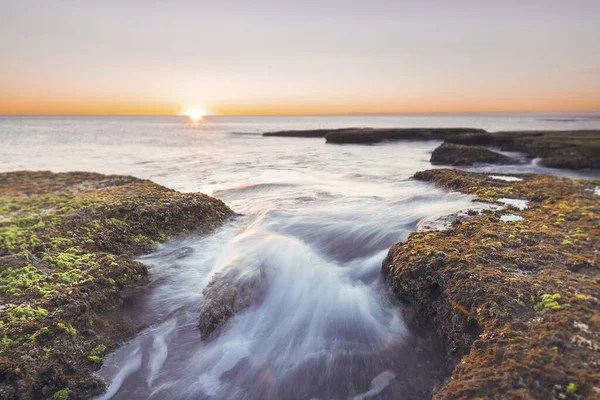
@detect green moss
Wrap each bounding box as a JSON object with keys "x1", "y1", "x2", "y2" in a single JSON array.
[
  {"x1": 52, "y1": 389, "x2": 69, "y2": 400},
  {"x1": 90, "y1": 344, "x2": 106, "y2": 356},
  {"x1": 133, "y1": 233, "x2": 148, "y2": 243},
  {"x1": 49, "y1": 236, "x2": 74, "y2": 250},
  {"x1": 56, "y1": 322, "x2": 77, "y2": 336},
  {"x1": 87, "y1": 343, "x2": 107, "y2": 364},
  {"x1": 1, "y1": 335, "x2": 16, "y2": 349},
  {"x1": 51, "y1": 268, "x2": 93, "y2": 285},
  {"x1": 107, "y1": 218, "x2": 124, "y2": 226},
  {"x1": 535, "y1": 293, "x2": 561, "y2": 310},
  {"x1": 0, "y1": 225, "x2": 27, "y2": 251},
  {"x1": 566, "y1": 382, "x2": 577, "y2": 394},
  {"x1": 105, "y1": 254, "x2": 118, "y2": 267},
  {"x1": 157, "y1": 233, "x2": 167, "y2": 242},
  {"x1": 29, "y1": 327, "x2": 50, "y2": 342},
  {"x1": 118, "y1": 274, "x2": 129, "y2": 284},
  {"x1": 8, "y1": 305, "x2": 48, "y2": 322},
  {"x1": 0, "y1": 265, "x2": 52, "y2": 297},
  {"x1": 43, "y1": 247, "x2": 98, "y2": 270}
]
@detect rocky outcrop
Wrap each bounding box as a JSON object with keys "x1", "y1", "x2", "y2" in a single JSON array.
[
  {"x1": 198, "y1": 265, "x2": 267, "y2": 340},
  {"x1": 384, "y1": 169, "x2": 600, "y2": 399},
  {"x1": 430, "y1": 142, "x2": 517, "y2": 166},
  {"x1": 262, "y1": 127, "x2": 487, "y2": 143},
  {"x1": 262, "y1": 128, "x2": 360, "y2": 138},
  {"x1": 446, "y1": 130, "x2": 600, "y2": 169},
  {"x1": 325, "y1": 128, "x2": 487, "y2": 144},
  {"x1": 325, "y1": 129, "x2": 383, "y2": 144},
  {"x1": 264, "y1": 127, "x2": 600, "y2": 170},
  {"x1": 0, "y1": 171, "x2": 235, "y2": 400}
]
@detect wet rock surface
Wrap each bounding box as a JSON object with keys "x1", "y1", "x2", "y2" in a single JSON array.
[
  {"x1": 198, "y1": 264, "x2": 267, "y2": 340},
  {"x1": 262, "y1": 127, "x2": 487, "y2": 143},
  {"x1": 430, "y1": 142, "x2": 517, "y2": 166},
  {"x1": 262, "y1": 127, "x2": 360, "y2": 138},
  {"x1": 446, "y1": 129, "x2": 600, "y2": 169},
  {"x1": 325, "y1": 128, "x2": 487, "y2": 144},
  {"x1": 262, "y1": 127, "x2": 600, "y2": 170},
  {"x1": 384, "y1": 169, "x2": 600, "y2": 399},
  {"x1": 0, "y1": 171, "x2": 235, "y2": 400}
]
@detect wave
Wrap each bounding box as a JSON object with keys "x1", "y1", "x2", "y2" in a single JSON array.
[{"x1": 213, "y1": 182, "x2": 299, "y2": 197}]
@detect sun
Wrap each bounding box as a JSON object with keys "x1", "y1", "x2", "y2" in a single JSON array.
[{"x1": 180, "y1": 106, "x2": 208, "y2": 122}]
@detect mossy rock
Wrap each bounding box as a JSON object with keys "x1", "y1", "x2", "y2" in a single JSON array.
[
  {"x1": 385, "y1": 169, "x2": 600, "y2": 399},
  {"x1": 0, "y1": 171, "x2": 235, "y2": 399},
  {"x1": 446, "y1": 130, "x2": 600, "y2": 169},
  {"x1": 430, "y1": 142, "x2": 518, "y2": 166}
]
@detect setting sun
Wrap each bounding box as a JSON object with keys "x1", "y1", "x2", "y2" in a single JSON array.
[{"x1": 181, "y1": 106, "x2": 208, "y2": 122}]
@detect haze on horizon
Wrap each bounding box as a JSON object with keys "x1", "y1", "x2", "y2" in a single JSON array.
[{"x1": 1, "y1": 0, "x2": 599, "y2": 116}]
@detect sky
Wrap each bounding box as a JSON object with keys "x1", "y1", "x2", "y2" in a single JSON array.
[{"x1": 1, "y1": 0, "x2": 599, "y2": 116}]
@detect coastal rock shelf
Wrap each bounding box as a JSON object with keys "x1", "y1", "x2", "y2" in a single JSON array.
[
  {"x1": 262, "y1": 128, "x2": 600, "y2": 170},
  {"x1": 445, "y1": 130, "x2": 600, "y2": 169},
  {"x1": 430, "y1": 142, "x2": 518, "y2": 166},
  {"x1": 383, "y1": 169, "x2": 600, "y2": 399},
  {"x1": 263, "y1": 127, "x2": 486, "y2": 143},
  {"x1": 0, "y1": 171, "x2": 235, "y2": 400}
]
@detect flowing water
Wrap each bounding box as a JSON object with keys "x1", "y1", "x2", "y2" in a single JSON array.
[{"x1": 1, "y1": 114, "x2": 599, "y2": 399}]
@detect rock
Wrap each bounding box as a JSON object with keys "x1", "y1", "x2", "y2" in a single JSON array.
[
  {"x1": 448, "y1": 130, "x2": 600, "y2": 169},
  {"x1": 262, "y1": 127, "x2": 487, "y2": 143},
  {"x1": 325, "y1": 129, "x2": 383, "y2": 144},
  {"x1": 540, "y1": 146, "x2": 600, "y2": 169},
  {"x1": 445, "y1": 132, "x2": 497, "y2": 146},
  {"x1": 198, "y1": 265, "x2": 267, "y2": 339},
  {"x1": 262, "y1": 128, "x2": 361, "y2": 138},
  {"x1": 262, "y1": 128, "x2": 600, "y2": 169},
  {"x1": 384, "y1": 169, "x2": 600, "y2": 399},
  {"x1": 0, "y1": 171, "x2": 236, "y2": 399},
  {"x1": 430, "y1": 142, "x2": 516, "y2": 166},
  {"x1": 325, "y1": 128, "x2": 487, "y2": 144}
]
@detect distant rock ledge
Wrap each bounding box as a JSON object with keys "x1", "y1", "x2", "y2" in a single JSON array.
[
  {"x1": 262, "y1": 127, "x2": 486, "y2": 143},
  {"x1": 262, "y1": 128, "x2": 362, "y2": 138},
  {"x1": 262, "y1": 127, "x2": 600, "y2": 170},
  {"x1": 430, "y1": 142, "x2": 519, "y2": 166},
  {"x1": 445, "y1": 130, "x2": 600, "y2": 169}
]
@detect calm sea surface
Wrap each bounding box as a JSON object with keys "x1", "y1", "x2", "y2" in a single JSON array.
[{"x1": 1, "y1": 114, "x2": 599, "y2": 399}]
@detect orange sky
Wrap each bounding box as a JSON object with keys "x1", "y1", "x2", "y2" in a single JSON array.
[
  {"x1": 2, "y1": 90, "x2": 599, "y2": 116},
  {"x1": 1, "y1": 1, "x2": 599, "y2": 116}
]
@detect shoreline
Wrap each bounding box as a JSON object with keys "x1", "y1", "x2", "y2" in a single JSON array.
[
  {"x1": 384, "y1": 169, "x2": 600, "y2": 398},
  {"x1": 0, "y1": 164, "x2": 598, "y2": 399},
  {"x1": 0, "y1": 171, "x2": 235, "y2": 399},
  {"x1": 262, "y1": 128, "x2": 600, "y2": 170}
]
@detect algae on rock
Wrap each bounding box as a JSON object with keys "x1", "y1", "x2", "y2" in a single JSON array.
[{"x1": 0, "y1": 171, "x2": 235, "y2": 400}]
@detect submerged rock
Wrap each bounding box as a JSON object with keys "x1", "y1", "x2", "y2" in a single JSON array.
[
  {"x1": 430, "y1": 142, "x2": 517, "y2": 166},
  {"x1": 383, "y1": 169, "x2": 600, "y2": 399},
  {"x1": 198, "y1": 265, "x2": 267, "y2": 340},
  {"x1": 0, "y1": 171, "x2": 235, "y2": 400}
]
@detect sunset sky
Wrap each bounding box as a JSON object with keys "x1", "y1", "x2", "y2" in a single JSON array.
[{"x1": 1, "y1": 0, "x2": 599, "y2": 116}]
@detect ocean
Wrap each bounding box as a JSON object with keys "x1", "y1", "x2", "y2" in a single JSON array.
[{"x1": 1, "y1": 114, "x2": 599, "y2": 399}]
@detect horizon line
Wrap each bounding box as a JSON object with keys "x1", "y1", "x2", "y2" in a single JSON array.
[{"x1": 1, "y1": 110, "x2": 600, "y2": 118}]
